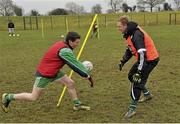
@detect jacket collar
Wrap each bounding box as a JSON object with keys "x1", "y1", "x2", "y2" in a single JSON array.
[{"x1": 123, "y1": 21, "x2": 138, "y2": 39}]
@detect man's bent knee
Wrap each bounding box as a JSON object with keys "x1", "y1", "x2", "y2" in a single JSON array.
[
  {"x1": 66, "y1": 80, "x2": 75, "y2": 89},
  {"x1": 30, "y1": 94, "x2": 40, "y2": 101}
]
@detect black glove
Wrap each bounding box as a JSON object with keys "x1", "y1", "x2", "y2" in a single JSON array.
[
  {"x1": 88, "y1": 76, "x2": 94, "y2": 87},
  {"x1": 118, "y1": 60, "x2": 125, "y2": 71},
  {"x1": 132, "y1": 70, "x2": 142, "y2": 84}
]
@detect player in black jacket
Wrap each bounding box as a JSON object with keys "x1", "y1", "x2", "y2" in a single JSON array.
[{"x1": 117, "y1": 16, "x2": 159, "y2": 118}]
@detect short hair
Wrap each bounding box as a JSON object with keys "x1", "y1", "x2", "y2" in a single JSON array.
[
  {"x1": 119, "y1": 15, "x2": 129, "y2": 25},
  {"x1": 65, "y1": 32, "x2": 81, "y2": 43}
]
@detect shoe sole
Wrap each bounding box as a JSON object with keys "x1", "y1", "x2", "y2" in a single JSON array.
[
  {"x1": 139, "y1": 96, "x2": 153, "y2": 103},
  {"x1": 73, "y1": 107, "x2": 91, "y2": 111},
  {"x1": 124, "y1": 111, "x2": 136, "y2": 118},
  {"x1": 1, "y1": 93, "x2": 9, "y2": 113}
]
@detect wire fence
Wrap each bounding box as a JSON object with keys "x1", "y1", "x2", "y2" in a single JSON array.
[{"x1": 0, "y1": 12, "x2": 180, "y2": 31}]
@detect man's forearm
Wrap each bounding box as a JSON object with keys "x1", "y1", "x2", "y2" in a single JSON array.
[{"x1": 121, "y1": 48, "x2": 133, "y2": 63}]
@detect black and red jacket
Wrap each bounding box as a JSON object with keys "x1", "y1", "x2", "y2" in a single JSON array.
[{"x1": 121, "y1": 21, "x2": 159, "y2": 71}]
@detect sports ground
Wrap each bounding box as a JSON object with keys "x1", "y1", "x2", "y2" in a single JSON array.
[{"x1": 0, "y1": 13, "x2": 180, "y2": 122}]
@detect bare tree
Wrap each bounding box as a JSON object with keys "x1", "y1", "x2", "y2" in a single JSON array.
[
  {"x1": 133, "y1": 5, "x2": 136, "y2": 12},
  {"x1": 109, "y1": 0, "x2": 123, "y2": 13},
  {"x1": 122, "y1": 3, "x2": 133, "y2": 12},
  {"x1": 122, "y1": 3, "x2": 128, "y2": 12},
  {"x1": 30, "y1": 9, "x2": 40, "y2": 16},
  {"x1": 137, "y1": 0, "x2": 165, "y2": 12},
  {"x1": 91, "y1": 4, "x2": 102, "y2": 14},
  {"x1": 173, "y1": 0, "x2": 180, "y2": 10},
  {"x1": 0, "y1": 0, "x2": 14, "y2": 16},
  {"x1": 13, "y1": 5, "x2": 23, "y2": 16},
  {"x1": 137, "y1": 0, "x2": 146, "y2": 12},
  {"x1": 66, "y1": 2, "x2": 85, "y2": 14},
  {"x1": 163, "y1": 2, "x2": 172, "y2": 11}
]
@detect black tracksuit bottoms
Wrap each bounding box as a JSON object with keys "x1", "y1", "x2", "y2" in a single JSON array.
[{"x1": 128, "y1": 58, "x2": 159, "y2": 101}]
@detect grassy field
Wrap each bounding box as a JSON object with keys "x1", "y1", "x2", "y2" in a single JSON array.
[{"x1": 0, "y1": 24, "x2": 180, "y2": 123}]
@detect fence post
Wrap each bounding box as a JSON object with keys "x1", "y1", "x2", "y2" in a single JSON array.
[
  {"x1": 30, "y1": 16, "x2": 32, "y2": 30},
  {"x1": 169, "y1": 13, "x2": 171, "y2": 25},
  {"x1": 23, "y1": 17, "x2": 26, "y2": 30},
  {"x1": 143, "y1": 14, "x2": 146, "y2": 26},
  {"x1": 64, "y1": 16, "x2": 69, "y2": 33},
  {"x1": 175, "y1": 13, "x2": 177, "y2": 25},
  {"x1": 64, "y1": 16, "x2": 66, "y2": 29},
  {"x1": 105, "y1": 15, "x2": 107, "y2": 28},
  {"x1": 156, "y1": 13, "x2": 158, "y2": 25},
  {"x1": 50, "y1": 16, "x2": 53, "y2": 30},
  {"x1": 36, "y1": 16, "x2": 39, "y2": 30},
  {"x1": 78, "y1": 15, "x2": 80, "y2": 28}
]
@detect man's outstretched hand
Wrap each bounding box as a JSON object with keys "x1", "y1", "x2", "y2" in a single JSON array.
[{"x1": 119, "y1": 60, "x2": 125, "y2": 71}]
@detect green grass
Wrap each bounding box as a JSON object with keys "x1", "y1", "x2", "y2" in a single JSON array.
[{"x1": 0, "y1": 25, "x2": 180, "y2": 123}]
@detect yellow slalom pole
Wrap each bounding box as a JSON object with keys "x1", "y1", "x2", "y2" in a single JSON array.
[
  {"x1": 65, "y1": 17, "x2": 69, "y2": 33},
  {"x1": 97, "y1": 17, "x2": 100, "y2": 39},
  {"x1": 57, "y1": 14, "x2": 98, "y2": 107},
  {"x1": 41, "y1": 18, "x2": 44, "y2": 38},
  {"x1": 76, "y1": 14, "x2": 98, "y2": 60}
]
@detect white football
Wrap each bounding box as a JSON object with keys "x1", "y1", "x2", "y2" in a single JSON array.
[
  {"x1": 60, "y1": 35, "x2": 64, "y2": 38},
  {"x1": 82, "y1": 61, "x2": 93, "y2": 71}
]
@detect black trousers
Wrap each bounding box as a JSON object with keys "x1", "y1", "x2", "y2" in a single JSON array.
[{"x1": 128, "y1": 58, "x2": 159, "y2": 101}]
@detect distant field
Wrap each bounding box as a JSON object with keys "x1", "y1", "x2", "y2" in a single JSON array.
[
  {"x1": 1, "y1": 12, "x2": 180, "y2": 31},
  {"x1": 0, "y1": 24, "x2": 180, "y2": 122}
]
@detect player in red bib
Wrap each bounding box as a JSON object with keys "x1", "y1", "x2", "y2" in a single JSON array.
[{"x1": 2, "y1": 32, "x2": 93, "y2": 112}]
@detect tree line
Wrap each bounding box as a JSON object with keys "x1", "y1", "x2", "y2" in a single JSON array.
[{"x1": 0, "y1": 0, "x2": 180, "y2": 16}]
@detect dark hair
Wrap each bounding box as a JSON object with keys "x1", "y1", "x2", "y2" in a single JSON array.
[{"x1": 65, "y1": 32, "x2": 81, "y2": 43}]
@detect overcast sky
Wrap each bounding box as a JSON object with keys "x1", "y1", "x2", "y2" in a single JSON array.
[
  {"x1": 12, "y1": 0, "x2": 137, "y2": 15},
  {"x1": 12, "y1": 0, "x2": 176, "y2": 15}
]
